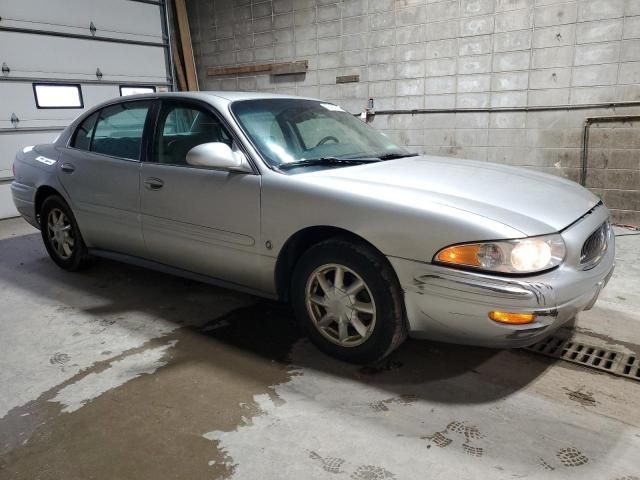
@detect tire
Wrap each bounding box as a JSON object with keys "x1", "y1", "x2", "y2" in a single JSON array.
[
  {"x1": 40, "y1": 195, "x2": 93, "y2": 271},
  {"x1": 291, "y1": 238, "x2": 408, "y2": 364}
]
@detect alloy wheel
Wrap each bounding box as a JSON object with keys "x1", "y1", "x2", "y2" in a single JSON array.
[
  {"x1": 305, "y1": 263, "x2": 377, "y2": 347},
  {"x1": 47, "y1": 208, "x2": 75, "y2": 260}
]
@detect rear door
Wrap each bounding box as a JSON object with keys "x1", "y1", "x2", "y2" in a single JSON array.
[
  {"x1": 58, "y1": 100, "x2": 152, "y2": 257},
  {"x1": 140, "y1": 99, "x2": 263, "y2": 290}
]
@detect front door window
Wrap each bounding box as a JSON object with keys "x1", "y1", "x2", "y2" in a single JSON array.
[{"x1": 153, "y1": 104, "x2": 233, "y2": 166}]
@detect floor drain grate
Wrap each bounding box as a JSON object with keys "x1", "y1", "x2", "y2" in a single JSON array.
[
  {"x1": 622, "y1": 355, "x2": 640, "y2": 379},
  {"x1": 526, "y1": 335, "x2": 640, "y2": 381}
]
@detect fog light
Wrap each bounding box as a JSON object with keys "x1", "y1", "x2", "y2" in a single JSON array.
[{"x1": 489, "y1": 311, "x2": 536, "y2": 325}]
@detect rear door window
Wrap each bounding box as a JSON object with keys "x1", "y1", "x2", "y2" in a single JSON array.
[{"x1": 91, "y1": 101, "x2": 151, "y2": 161}]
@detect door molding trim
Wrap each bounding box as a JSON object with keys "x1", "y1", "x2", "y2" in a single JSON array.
[{"x1": 142, "y1": 213, "x2": 256, "y2": 247}]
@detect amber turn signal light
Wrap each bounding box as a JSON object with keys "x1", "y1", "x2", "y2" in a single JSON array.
[
  {"x1": 435, "y1": 244, "x2": 481, "y2": 267},
  {"x1": 488, "y1": 311, "x2": 536, "y2": 325}
]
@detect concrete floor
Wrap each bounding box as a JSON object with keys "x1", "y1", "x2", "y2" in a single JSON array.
[{"x1": 0, "y1": 217, "x2": 639, "y2": 480}]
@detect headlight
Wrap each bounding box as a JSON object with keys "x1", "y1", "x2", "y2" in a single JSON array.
[{"x1": 434, "y1": 234, "x2": 566, "y2": 274}]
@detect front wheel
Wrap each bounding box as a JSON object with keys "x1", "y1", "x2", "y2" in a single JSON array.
[
  {"x1": 40, "y1": 195, "x2": 93, "y2": 271},
  {"x1": 291, "y1": 238, "x2": 408, "y2": 364}
]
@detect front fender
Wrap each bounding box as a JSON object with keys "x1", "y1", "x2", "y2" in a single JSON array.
[{"x1": 261, "y1": 173, "x2": 524, "y2": 264}]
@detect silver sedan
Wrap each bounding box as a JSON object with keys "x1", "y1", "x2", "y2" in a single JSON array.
[{"x1": 11, "y1": 92, "x2": 615, "y2": 363}]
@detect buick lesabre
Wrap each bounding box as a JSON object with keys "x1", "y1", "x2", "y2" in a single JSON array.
[{"x1": 11, "y1": 92, "x2": 615, "y2": 363}]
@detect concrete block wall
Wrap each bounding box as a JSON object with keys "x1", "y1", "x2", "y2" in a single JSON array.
[
  {"x1": 186, "y1": 0, "x2": 640, "y2": 225},
  {"x1": 586, "y1": 119, "x2": 640, "y2": 225}
]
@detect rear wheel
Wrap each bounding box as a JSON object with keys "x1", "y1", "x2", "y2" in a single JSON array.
[
  {"x1": 291, "y1": 238, "x2": 407, "y2": 364},
  {"x1": 40, "y1": 195, "x2": 92, "y2": 271}
]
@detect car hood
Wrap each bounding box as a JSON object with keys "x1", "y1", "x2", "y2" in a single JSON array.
[{"x1": 300, "y1": 155, "x2": 601, "y2": 236}]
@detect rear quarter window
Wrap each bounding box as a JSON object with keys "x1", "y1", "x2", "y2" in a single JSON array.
[{"x1": 71, "y1": 112, "x2": 99, "y2": 151}]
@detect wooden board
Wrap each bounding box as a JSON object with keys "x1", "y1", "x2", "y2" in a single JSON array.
[{"x1": 207, "y1": 61, "x2": 308, "y2": 77}]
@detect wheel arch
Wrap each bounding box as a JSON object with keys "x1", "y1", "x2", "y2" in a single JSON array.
[
  {"x1": 34, "y1": 185, "x2": 64, "y2": 226},
  {"x1": 274, "y1": 225, "x2": 398, "y2": 301}
]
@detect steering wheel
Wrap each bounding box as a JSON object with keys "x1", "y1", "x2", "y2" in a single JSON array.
[{"x1": 315, "y1": 136, "x2": 340, "y2": 147}]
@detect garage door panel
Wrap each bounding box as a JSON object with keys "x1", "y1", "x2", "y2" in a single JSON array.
[
  {"x1": 1, "y1": 72, "x2": 170, "y2": 84},
  {"x1": 0, "y1": 121, "x2": 71, "y2": 130},
  {"x1": 0, "y1": 131, "x2": 63, "y2": 174},
  {"x1": 0, "y1": 184, "x2": 18, "y2": 218},
  {"x1": 0, "y1": 83, "x2": 82, "y2": 122},
  {"x1": 0, "y1": 83, "x2": 126, "y2": 124},
  {"x1": 2, "y1": 0, "x2": 164, "y2": 42},
  {"x1": 1, "y1": 20, "x2": 163, "y2": 44},
  {"x1": 0, "y1": 32, "x2": 167, "y2": 82}
]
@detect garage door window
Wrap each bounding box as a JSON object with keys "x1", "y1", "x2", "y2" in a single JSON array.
[
  {"x1": 33, "y1": 83, "x2": 83, "y2": 109},
  {"x1": 91, "y1": 101, "x2": 151, "y2": 161},
  {"x1": 120, "y1": 85, "x2": 156, "y2": 96}
]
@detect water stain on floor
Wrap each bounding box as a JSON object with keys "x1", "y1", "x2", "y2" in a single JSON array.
[{"x1": 0, "y1": 303, "x2": 299, "y2": 480}]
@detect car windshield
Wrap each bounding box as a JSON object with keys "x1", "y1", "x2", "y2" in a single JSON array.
[{"x1": 230, "y1": 98, "x2": 412, "y2": 170}]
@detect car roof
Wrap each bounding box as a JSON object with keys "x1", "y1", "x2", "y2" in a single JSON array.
[
  {"x1": 66, "y1": 90, "x2": 328, "y2": 134},
  {"x1": 118, "y1": 91, "x2": 321, "y2": 103},
  {"x1": 63, "y1": 90, "x2": 331, "y2": 144}
]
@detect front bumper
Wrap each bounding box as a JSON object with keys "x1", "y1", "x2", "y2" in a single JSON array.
[{"x1": 390, "y1": 204, "x2": 615, "y2": 348}]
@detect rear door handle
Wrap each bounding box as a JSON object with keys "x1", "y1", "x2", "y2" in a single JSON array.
[
  {"x1": 60, "y1": 163, "x2": 75, "y2": 173},
  {"x1": 144, "y1": 177, "x2": 164, "y2": 190}
]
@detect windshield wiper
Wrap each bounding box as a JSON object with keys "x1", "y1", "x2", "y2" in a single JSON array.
[
  {"x1": 278, "y1": 157, "x2": 380, "y2": 170},
  {"x1": 377, "y1": 153, "x2": 419, "y2": 160}
]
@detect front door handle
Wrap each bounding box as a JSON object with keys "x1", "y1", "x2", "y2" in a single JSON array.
[
  {"x1": 60, "y1": 163, "x2": 75, "y2": 173},
  {"x1": 144, "y1": 177, "x2": 164, "y2": 190}
]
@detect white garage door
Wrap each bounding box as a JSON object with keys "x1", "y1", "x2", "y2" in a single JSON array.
[{"x1": 0, "y1": 0, "x2": 172, "y2": 218}]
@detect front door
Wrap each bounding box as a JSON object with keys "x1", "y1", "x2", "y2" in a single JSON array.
[
  {"x1": 58, "y1": 100, "x2": 152, "y2": 257},
  {"x1": 140, "y1": 100, "x2": 263, "y2": 290}
]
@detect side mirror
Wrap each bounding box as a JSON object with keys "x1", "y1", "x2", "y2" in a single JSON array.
[{"x1": 186, "y1": 142, "x2": 252, "y2": 173}]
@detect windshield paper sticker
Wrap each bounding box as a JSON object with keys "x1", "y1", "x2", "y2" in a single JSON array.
[
  {"x1": 320, "y1": 103, "x2": 345, "y2": 112},
  {"x1": 35, "y1": 156, "x2": 57, "y2": 166}
]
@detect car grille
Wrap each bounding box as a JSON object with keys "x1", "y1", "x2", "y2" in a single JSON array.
[{"x1": 580, "y1": 221, "x2": 610, "y2": 269}]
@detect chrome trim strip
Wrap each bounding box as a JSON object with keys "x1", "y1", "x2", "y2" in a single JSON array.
[
  {"x1": 580, "y1": 221, "x2": 611, "y2": 271},
  {"x1": 414, "y1": 266, "x2": 555, "y2": 307}
]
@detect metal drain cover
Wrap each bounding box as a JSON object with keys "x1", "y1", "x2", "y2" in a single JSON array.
[{"x1": 526, "y1": 334, "x2": 640, "y2": 381}]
